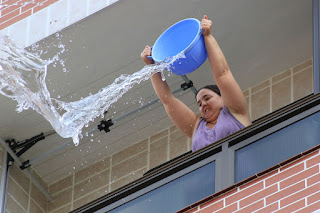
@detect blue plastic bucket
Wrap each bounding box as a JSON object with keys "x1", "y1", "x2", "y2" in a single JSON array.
[{"x1": 150, "y1": 18, "x2": 207, "y2": 75}]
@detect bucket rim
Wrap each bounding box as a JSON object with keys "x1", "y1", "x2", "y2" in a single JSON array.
[{"x1": 151, "y1": 18, "x2": 202, "y2": 62}]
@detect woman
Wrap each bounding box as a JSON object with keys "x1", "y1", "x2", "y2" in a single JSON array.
[{"x1": 141, "y1": 15, "x2": 251, "y2": 152}]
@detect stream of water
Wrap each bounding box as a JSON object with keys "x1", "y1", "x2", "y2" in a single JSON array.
[{"x1": 0, "y1": 36, "x2": 184, "y2": 145}]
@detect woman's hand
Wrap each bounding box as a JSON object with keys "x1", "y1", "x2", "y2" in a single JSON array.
[
  {"x1": 141, "y1": 45, "x2": 154, "y2": 65},
  {"x1": 201, "y1": 15, "x2": 212, "y2": 37}
]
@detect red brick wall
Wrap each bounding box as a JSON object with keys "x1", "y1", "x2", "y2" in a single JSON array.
[
  {"x1": 180, "y1": 148, "x2": 320, "y2": 213},
  {"x1": 0, "y1": 0, "x2": 60, "y2": 30}
]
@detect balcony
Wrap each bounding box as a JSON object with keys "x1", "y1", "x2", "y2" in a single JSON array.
[{"x1": 73, "y1": 92, "x2": 320, "y2": 212}]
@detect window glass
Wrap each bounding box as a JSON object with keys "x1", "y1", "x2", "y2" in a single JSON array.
[
  {"x1": 109, "y1": 161, "x2": 215, "y2": 213},
  {"x1": 235, "y1": 111, "x2": 320, "y2": 182}
]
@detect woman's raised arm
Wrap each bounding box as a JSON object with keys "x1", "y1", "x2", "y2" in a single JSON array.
[
  {"x1": 201, "y1": 16, "x2": 251, "y2": 126},
  {"x1": 141, "y1": 46, "x2": 199, "y2": 138}
]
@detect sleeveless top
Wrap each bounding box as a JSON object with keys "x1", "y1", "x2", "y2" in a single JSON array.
[{"x1": 192, "y1": 106, "x2": 245, "y2": 152}]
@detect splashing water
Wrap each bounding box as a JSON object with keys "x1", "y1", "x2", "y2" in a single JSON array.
[{"x1": 0, "y1": 36, "x2": 185, "y2": 145}]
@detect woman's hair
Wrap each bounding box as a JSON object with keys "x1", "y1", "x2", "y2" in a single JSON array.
[{"x1": 195, "y1": 85, "x2": 221, "y2": 98}]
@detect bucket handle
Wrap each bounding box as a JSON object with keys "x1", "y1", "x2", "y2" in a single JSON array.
[
  {"x1": 146, "y1": 29, "x2": 204, "y2": 61},
  {"x1": 146, "y1": 46, "x2": 153, "y2": 60}
]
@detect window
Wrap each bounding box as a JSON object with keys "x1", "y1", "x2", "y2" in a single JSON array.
[
  {"x1": 106, "y1": 161, "x2": 215, "y2": 213},
  {"x1": 235, "y1": 111, "x2": 320, "y2": 182}
]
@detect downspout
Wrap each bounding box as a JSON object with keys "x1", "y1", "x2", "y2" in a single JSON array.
[
  {"x1": 313, "y1": 0, "x2": 320, "y2": 93},
  {"x1": 0, "y1": 152, "x2": 8, "y2": 213}
]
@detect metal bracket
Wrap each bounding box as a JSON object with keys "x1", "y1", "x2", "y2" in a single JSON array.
[
  {"x1": 20, "y1": 160, "x2": 31, "y2": 170},
  {"x1": 4, "y1": 133, "x2": 46, "y2": 168},
  {"x1": 16, "y1": 133, "x2": 45, "y2": 157},
  {"x1": 98, "y1": 119, "x2": 114, "y2": 133},
  {"x1": 181, "y1": 75, "x2": 197, "y2": 95},
  {"x1": 0, "y1": 137, "x2": 54, "y2": 201},
  {"x1": 6, "y1": 139, "x2": 17, "y2": 150},
  {"x1": 181, "y1": 80, "x2": 193, "y2": 90}
]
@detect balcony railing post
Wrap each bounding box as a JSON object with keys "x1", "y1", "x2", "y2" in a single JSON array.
[
  {"x1": 313, "y1": 0, "x2": 320, "y2": 93},
  {"x1": 216, "y1": 143, "x2": 235, "y2": 191}
]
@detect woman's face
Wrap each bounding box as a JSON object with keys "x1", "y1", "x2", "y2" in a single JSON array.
[{"x1": 196, "y1": 89, "x2": 223, "y2": 121}]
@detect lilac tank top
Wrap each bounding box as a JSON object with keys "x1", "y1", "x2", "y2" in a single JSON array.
[{"x1": 192, "y1": 106, "x2": 245, "y2": 152}]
